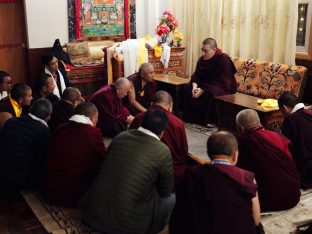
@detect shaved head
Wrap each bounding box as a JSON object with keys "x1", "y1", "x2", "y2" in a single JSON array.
[
  {"x1": 115, "y1": 77, "x2": 131, "y2": 89},
  {"x1": 62, "y1": 87, "x2": 81, "y2": 102},
  {"x1": 236, "y1": 109, "x2": 261, "y2": 132},
  {"x1": 139, "y1": 63, "x2": 153, "y2": 75},
  {"x1": 152, "y1": 91, "x2": 173, "y2": 105},
  {"x1": 207, "y1": 131, "x2": 238, "y2": 158},
  {"x1": 202, "y1": 38, "x2": 217, "y2": 49},
  {"x1": 115, "y1": 78, "x2": 131, "y2": 99}
]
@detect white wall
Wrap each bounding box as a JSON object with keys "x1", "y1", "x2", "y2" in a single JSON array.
[
  {"x1": 24, "y1": 0, "x2": 68, "y2": 49},
  {"x1": 136, "y1": 0, "x2": 169, "y2": 38},
  {"x1": 24, "y1": 0, "x2": 167, "y2": 48}
]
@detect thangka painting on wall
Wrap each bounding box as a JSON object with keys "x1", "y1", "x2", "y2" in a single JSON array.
[{"x1": 72, "y1": 0, "x2": 130, "y2": 40}]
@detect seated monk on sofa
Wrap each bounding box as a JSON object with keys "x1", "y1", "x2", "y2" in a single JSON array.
[
  {"x1": 183, "y1": 38, "x2": 237, "y2": 126},
  {"x1": 42, "y1": 102, "x2": 106, "y2": 206},
  {"x1": 236, "y1": 109, "x2": 300, "y2": 212},
  {"x1": 169, "y1": 131, "x2": 262, "y2": 234},
  {"x1": 89, "y1": 78, "x2": 134, "y2": 137},
  {"x1": 124, "y1": 63, "x2": 157, "y2": 115},
  {"x1": 42, "y1": 52, "x2": 71, "y2": 98}
]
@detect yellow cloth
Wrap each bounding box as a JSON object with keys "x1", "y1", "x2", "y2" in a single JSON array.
[
  {"x1": 10, "y1": 97, "x2": 22, "y2": 117},
  {"x1": 257, "y1": 98, "x2": 278, "y2": 108},
  {"x1": 137, "y1": 38, "x2": 148, "y2": 70},
  {"x1": 154, "y1": 44, "x2": 162, "y2": 57}
]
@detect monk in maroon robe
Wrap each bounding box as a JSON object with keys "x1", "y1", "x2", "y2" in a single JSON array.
[
  {"x1": 0, "y1": 83, "x2": 33, "y2": 117},
  {"x1": 129, "y1": 91, "x2": 188, "y2": 189},
  {"x1": 170, "y1": 131, "x2": 261, "y2": 234},
  {"x1": 124, "y1": 63, "x2": 157, "y2": 115},
  {"x1": 183, "y1": 38, "x2": 237, "y2": 126},
  {"x1": 236, "y1": 109, "x2": 300, "y2": 212},
  {"x1": 42, "y1": 102, "x2": 106, "y2": 206},
  {"x1": 48, "y1": 87, "x2": 82, "y2": 132},
  {"x1": 278, "y1": 91, "x2": 312, "y2": 189},
  {"x1": 89, "y1": 78, "x2": 134, "y2": 137}
]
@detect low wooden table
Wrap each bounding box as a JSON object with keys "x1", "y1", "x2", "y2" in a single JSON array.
[
  {"x1": 154, "y1": 74, "x2": 190, "y2": 116},
  {"x1": 213, "y1": 92, "x2": 284, "y2": 133}
]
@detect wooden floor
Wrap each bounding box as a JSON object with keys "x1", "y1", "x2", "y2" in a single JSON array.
[{"x1": 0, "y1": 190, "x2": 47, "y2": 234}]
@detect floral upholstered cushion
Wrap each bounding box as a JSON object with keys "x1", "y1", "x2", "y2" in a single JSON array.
[
  {"x1": 66, "y1": 41, "x2": 93, "y2": 66},
  {"x1": 232, "y1": 57, "x2": 308, "y2": 100},
  {"x1": 88, "y1": 40, "x2": 114, "y2": 60}
]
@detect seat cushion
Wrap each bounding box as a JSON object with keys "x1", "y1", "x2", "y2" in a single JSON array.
[
  {"x1": 66, "y1": 41, "x2": 93, "y2": 66},
  {"x1": 88, "y1": 40, "x2": 115, "y2": 60},
  {"x1": 232, "y1": 57, "x2": 307, "y2": 100}
]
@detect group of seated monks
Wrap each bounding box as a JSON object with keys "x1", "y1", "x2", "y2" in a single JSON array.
[{"x1": 0, "y1": 37, "x2": 312, "y2": 234}]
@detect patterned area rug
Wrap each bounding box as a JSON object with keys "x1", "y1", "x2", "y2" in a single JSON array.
[
  {"x1": 20, "y1": 191, "x2": 99, "y2": 234},
  {"x1": 20, "y1": 191, "x2": 168, "y2": 234},
  {"x1": 261, "y1": 189, "x2": 312, "y2": 233},
  {"x1": 184, "y1": 123, "x2": 218, "y2": 136},
  {"x1": 21, "y1": 189, "x2": 312, "y2": 234},
  {"x1": 20, "y1": 190, "x2": 312, "y2": 234}
]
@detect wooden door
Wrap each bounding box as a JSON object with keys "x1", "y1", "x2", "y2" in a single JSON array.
[{"x1": 0, "y1": 0, "x2": 28, "y2": 84}]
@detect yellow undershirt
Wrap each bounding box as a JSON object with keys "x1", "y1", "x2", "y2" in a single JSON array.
[{"x1": 9, "y1": 97, "x2": 22, "y2": 117}]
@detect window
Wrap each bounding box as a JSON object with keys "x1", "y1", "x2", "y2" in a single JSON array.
[{"x1": 296, "y1": 0, "x2": 312, "y2": 53}]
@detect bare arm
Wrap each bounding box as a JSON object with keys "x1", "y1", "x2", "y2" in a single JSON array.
[
  {"x1": 252, "y1": 192, "x2": 261, "y2": 226},
  {"x1": 127, "y1": 87, "x2": 147, "y2": 112}
]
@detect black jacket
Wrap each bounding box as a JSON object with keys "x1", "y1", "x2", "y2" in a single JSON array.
[{"x1": 0, "y1": 115, "x2": 50, "y2": 189}]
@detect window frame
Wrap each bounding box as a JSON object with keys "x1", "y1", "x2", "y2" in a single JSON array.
[{"x1": 296, "y1": 0, "x2": 312, "y2": 59}]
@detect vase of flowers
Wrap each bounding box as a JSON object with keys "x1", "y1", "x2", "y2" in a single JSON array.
[
  {"x1": 173, "y1": 30, "x2": 183, "y2": 47},
  {"x1": 155, "y1": 11, "x2": 178, "y2": 45}
]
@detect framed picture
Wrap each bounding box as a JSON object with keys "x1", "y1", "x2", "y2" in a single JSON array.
[{"x1": 73, "y1": 0, "x2": 130, "y2": 40}]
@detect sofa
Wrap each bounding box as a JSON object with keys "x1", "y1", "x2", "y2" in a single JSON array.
[
  {"x1": 62, "y1": 39, "x2": 119, "y2": 97},
  {"x1": 213, "y1": 58, "x2": 308, "y2": 132},
  {"x1": 232, "y1": 57, "x2": 307, "y2": 100}
]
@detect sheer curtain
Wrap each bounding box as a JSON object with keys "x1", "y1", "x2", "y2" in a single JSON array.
[{"x1": 170, "y1": 0, "x2": 298, "y2": 76}]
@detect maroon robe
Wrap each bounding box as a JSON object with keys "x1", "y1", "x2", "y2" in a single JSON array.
[
  {"x1": 183, "y1": 49, "x2": 237, "y2": 125},
  {"x1": 124, "y1": 73, "x2": 157, "y2": 115},
  {"x1": 169, "y1": 164, "x2": 258, "y2": 234},
  {"x1": 89, "y1": 85, "x2": 130, "y2": 137},
  {"x1": 0, "y1": 97, "x2": 16, "y2": 116},
  {"x1": 237, "y1": 126, "x2": 300, "y2": 212},
  {"x1": 42, "y1": 121, "x2": 106, "y2": 206},
  {"x1": 0, "y1": 97, "x2": 29, "y2": 117},
  {"x1": 129, "y1": 104, "x2": 188, "y2": 189},
  {"x1": 48, "y1": 99, "x2": 74, "y2": 132},
  {"x1": 282, "y1": 108, "x2": 312, "y2": 189}
]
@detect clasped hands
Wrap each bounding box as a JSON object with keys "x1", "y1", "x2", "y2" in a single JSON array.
[
  {"x1": 192, "y1": 83, "x2": 204, "y2": 98},
  {"x1": 126, "y1": 115, "x2": 135, "y2": 124}
]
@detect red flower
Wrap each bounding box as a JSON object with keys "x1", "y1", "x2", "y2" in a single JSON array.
[
  {"x1": 156, "y1": 11, "x2": 179, "y2": 36},
  {"x1": 156, "y1": 24, "x2": 170, "y2": 36}
]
